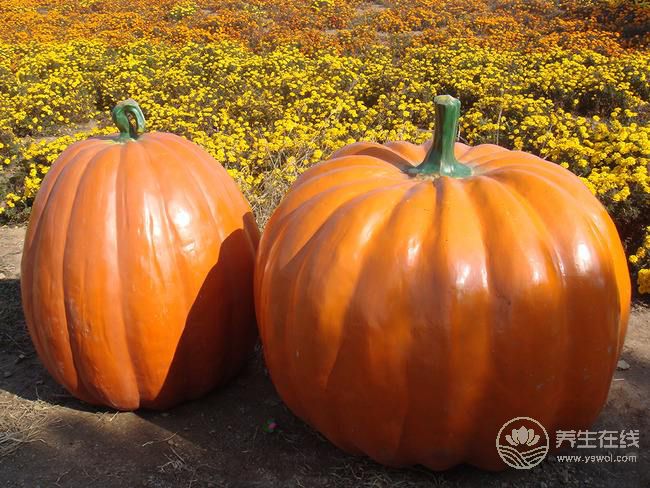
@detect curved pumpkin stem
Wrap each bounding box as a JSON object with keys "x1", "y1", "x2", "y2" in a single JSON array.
[
  {"x1": 112, "y1": 99, "x2": 146, "y2": 142},
  {"x1": 410, "y1": 95, "x2": 472, "y2": 178}
]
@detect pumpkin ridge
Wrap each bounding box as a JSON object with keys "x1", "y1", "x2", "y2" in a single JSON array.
[
  {"x1": 132, "y1": 137, "x2": 199, "y2": 403},
  {"x1": 486, "y1": 165, "x2": 595, "y2": 205},
  {"x1": 147, "y1": 135, "x2": 237, "y2": 394},
  {"x1": 24, "y1": 140, "x2": 107, "y2": 255},
  {"x1": 328, "y1": 141, "x2": 413, "y2": 167},
  {"x1": 385, "y1": 140, "x2": 429, "y2": 165},
  {"x1": 22, "y1": 141, "x2": 101, "y2": 365},
  {"x1": 52, "y1": 144, "x2": 116, "y2": 397},
  {"x1": 357, "y1": 181, "x2": 448, "y2": 463},
  {"x1": 451, "y1": 142, "x2": 473, "y2": 161},
  {"x1": 276, "y1": 221, "x2": 316, "y2": 433},
  {"x1": 447, "y1": 176, "x2": 497, "y2": 468},
  {"x1": 141, "y1": 136, "x2": 197, "y2": 295},
  {"x1": 491, "y1": 165, "x2": 630, "y2": 339},
  {"x1": 61, "y1": 144, "x2": 123, "y2": 406},
  {"x1": 22, "y1": 154, "x2": 77, "y2": 391},
  {"x1": 286, "y1": 168, "x2": 405, "y2": 211},
  {"x1": 115, "y1": 141, "x2": 144, "y2": 406},
  {"x1": 456, "y1": 150, "x2": 518, "y2": 170},
  {"x1": 593, "y1": 212, "x2": 632, "y2": 357},
  {"x1": 370, "y1": 182, "x2": 437, "y2": 464},
  {"x1": 419, "y1": 181, "x2": 458, "y2": 469},
  {"x1": 271, "y1": 180, "x2": 415, "y2": 273},
  {"x1": 258, "y1": 183, "x2": 408, "y2": 438},
  {"x1": 117, "y1": 141, "x2": 169, "y2": 405},
  {"x1": 139, "y1": 135, "x2": 258, "y2": 403},
  {"x1": 153, "y1": 133, "x2": 256, "y2": 247},
  {"x1": 304, "y1": 184, "x2": 413, "y2": 456},
  {"x1": 115, "y1": 141, "x2": 158, "y2": 408},
  {"x1": 278, "y1": 171, "x2": 407, "y2": 222},
  {"x1": 153, "y1": 133, "x2": 247, "y2": 220},
  {"x1": 462, "y1": 175, "x2": 528, "y2": 467},
  {"x1": 456, "y1": 144, "x2": 509, "y2": 163},
  {"x1": 291, "y1": 156, "x2": 406, "y2": 193},
  {"x1": 460, "y1": 176, "x2": 548, "y2": 467},
  {"x1": 304, "y1": 161, "x2": 404, "y2": 181},
  {"x1": 260, "y1": 176, "x2": 412, "y2": 272},
  {"x1": 579, "y1": 205, "x2": 627, "y2": 359},
  {"x1": 470, "y1": 174, "x2": 573, "y2": 436},
  {"x1": 143, "y1": 135, "x2": 228, "y2": 238},
  {"x1": 557, "y1": 211, "x2": 622, "y2": 428},
  {"x1": 44, "y1": 144, "x2": 112, "y2": 398},
  {"x1": 472, "y1": 173, "x2": 622, "y2": 459},
  {"x1": 427, "y1": 177, "x2": 489, "y2": 468}
]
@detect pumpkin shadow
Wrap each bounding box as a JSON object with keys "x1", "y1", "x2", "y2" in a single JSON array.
[{"x1": 149, "y1": 221, "x2": 259, "y2": 410}]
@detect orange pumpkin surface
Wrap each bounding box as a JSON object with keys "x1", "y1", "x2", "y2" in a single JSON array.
[
  {"x1": 255, "y1": 96, "x2": 630, "y2": 470},
  {"x1": 21, "y1": 100, "x2": 259, "y2": 410}
]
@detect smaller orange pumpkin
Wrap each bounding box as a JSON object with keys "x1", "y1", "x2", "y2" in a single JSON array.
[{"x1": 21, "y1": 100, "x2": 260, "y2": 410}]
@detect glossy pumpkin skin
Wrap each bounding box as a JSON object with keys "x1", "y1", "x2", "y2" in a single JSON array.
[
  {"x1": 22, "y1": 105, "x2": 259, "y2": 411},
  {"x1": 255, "y1": 123, "x2": 630, "y2": 468}
]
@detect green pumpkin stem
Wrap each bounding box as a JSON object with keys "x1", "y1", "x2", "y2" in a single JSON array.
[
  {"x1": 112, "y1": 99, "x2": 146, "y2": 141},
  {"x1": 409, "y1": 95, "x2": 472, "y2": 178}
]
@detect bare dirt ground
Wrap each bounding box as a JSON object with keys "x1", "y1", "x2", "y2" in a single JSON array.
[{"x1": 1, "y1": 225, "x2": 648, "y2": 487}]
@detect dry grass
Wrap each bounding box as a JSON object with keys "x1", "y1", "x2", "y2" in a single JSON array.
[
  {"x1": 249, "y1": 151, "x2": 303, "y2": 229},
  {"x1": 329, "y1": 458, "x2": 451, "y2": 488},
  {"x1": 0, "y1": 397, "x2": 54, "y2": 459}
]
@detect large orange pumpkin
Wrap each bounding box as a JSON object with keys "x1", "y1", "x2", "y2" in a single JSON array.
[
  {"x1": 255, "y1": 95, "x2": 630, "y2": 470},
  {"x1": 21, "y1": 100, "x2": 259, "y2": 410}
]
